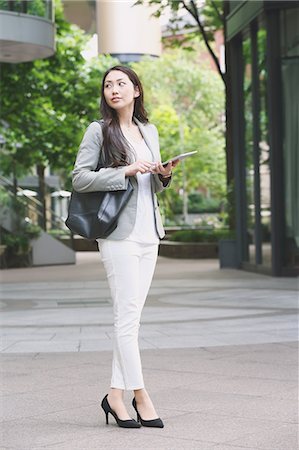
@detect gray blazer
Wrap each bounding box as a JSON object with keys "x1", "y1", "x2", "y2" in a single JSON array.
[{"x1": 72, "y1": 117, "x2": 171, "y2": 240}]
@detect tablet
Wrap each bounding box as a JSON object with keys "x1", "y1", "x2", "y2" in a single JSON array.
[{"x1": 162, "y1": 151, "x2": 198, "y2": 167}]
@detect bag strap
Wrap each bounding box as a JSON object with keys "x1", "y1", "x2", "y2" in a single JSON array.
[{"x1": 92, "y1": 119, "x2": 105, "y2": 171}]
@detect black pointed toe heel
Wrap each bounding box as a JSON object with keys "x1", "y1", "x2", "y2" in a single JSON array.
[
  {"x1": 101, "y1": 394, "x2": 141, "y2": 428},
  {"x1": 132, "y1": 398, "x2": 164, "y2": 428}
]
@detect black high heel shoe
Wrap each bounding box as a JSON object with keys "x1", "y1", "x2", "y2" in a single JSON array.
[
  {"x1": 101, "y1": 394, "x2": 141, "y2": 428},
  {"x1": 132, "y1": 398, "x2": 164, "y2": 428}
]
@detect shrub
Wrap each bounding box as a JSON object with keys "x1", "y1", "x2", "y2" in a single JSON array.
[
  {"x1": 169, "y1": 229, "x2": 234, "y2": 243},
  {"x1": 188, "y1": 193, "x2": 221, "y2": 213}
]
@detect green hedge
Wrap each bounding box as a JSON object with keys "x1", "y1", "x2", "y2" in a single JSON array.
[
  {"x1": 168, "y1": 229, "x2": 234, "y2": 243},
  {"x1": 171, "y1": 192, "x2": 222, "y2": 214}
]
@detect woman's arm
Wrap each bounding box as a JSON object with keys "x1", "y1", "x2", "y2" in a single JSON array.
[{"x1": 72, "y1": 122, "x2": 129, "y2": 193}]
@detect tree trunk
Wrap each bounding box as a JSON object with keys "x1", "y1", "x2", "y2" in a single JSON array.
[
  {"x1": 12, "y1": 161, "x2": 18, "y2": 196},
  {"x1": 179, "y1": 120, "x2": 188, "y2": 223},
  {"x1": 37, "y1": 164, "x2": 47, "y2": 231}
]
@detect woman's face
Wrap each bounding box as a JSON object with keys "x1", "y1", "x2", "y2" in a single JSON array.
[{"x1": 103, "y1": 70, "x2": 140, "y2": 112}]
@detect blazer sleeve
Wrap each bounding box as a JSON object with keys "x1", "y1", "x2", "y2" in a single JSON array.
[
  {"x1": 72, "y1": 121, "x2": 129, "y2": 193},
  {"x1": 150, "y1": 124, "x2": 172, "y2": 193}
]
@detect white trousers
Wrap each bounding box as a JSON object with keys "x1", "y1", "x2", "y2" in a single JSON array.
[{"x1": 99, "y1": 240, "x2": 158, "y2": 391}]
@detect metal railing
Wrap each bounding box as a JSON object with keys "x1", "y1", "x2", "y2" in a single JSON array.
[{"x1": 0, "y1": 174, "x2": 69, "y2": 234}]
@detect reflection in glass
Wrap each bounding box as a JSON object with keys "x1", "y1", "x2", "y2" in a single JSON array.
[
  {"x1": 243, "y1": 33, "x2": 255, "y2": 263},
  {"x1": 258, "y1": 25, "x2": 271, "y2": 267},
  {"x1": 281, "y1": 7, "x2": 299, "y2": 270},
  {"x1": 0, "y1": 0, "x2": 53, "y2": 20}
]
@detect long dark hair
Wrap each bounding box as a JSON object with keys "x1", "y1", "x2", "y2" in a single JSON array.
[{"x1": 100, "y1": 65, "x2": 148, "y2": 167}]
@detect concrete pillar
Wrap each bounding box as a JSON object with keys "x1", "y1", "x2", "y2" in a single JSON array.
[{"x1": 96, "y1": 0, "x2": 161, "y2": 62}]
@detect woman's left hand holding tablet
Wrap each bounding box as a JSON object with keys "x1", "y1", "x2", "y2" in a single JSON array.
[{"x1": 151, "y1": 160, "x2": 180, "y2": 178}]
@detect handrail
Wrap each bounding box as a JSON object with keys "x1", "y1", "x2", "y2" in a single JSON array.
[{"x1": 0, "y1": 174, "x2": 69, "y2": 233}]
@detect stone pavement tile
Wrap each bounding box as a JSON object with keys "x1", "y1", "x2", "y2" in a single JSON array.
[
  {"x1": 156, "y1": 322, "x2": 218, "y2": 336},
  {"x1": 0, "y1": 340, "x2": 20, "y2": 352},
  {"x1": 212, "y1": 333, "x2": 297, "y2": 346},
  {"x1": 148, "y1": 411, "x2": 280, "y2": 447},
  {"x1": 1, "y1": 382, "x2": 103, "y2": 421},
  {"x1": 1, "y1": 344, "x2": 298, "y2": 448},
  {"x1": 49, "y1": 332, "x2": 86, "y2": 341},
  {"x1": 203, "y1": 341, "x2": 298, "y2": 363},
  {"x1": 0, "y1": 328, "x2": 57, "y2": 336},
  {"x1": 139, "y1": 328, "x2": 170, "y2": 338},
  {"x1": 139, "y1": 338, "x2": 160, "y2": 349},
  {"x1": 0, "y1": 352, "x2": 112, "y2": 386},
  {"x1": 0, "y1": 352, "x2": 82, "y2": 371},
  {"x1": 0, "y1": 361, "x2": 109, "y2": 396},
  {"x1": 1, "y1": 334, "x2": 56, "y2": 344},
  {"x1": 157, "y1": 386, "x2": 297, "y2": 423},
  {"x1": 0, "y1": 416, "x2": 110, "y2": 450},
  {"x1": 281, "y1": 341, "x2": 298, "y2": 348},
  {"x1": 1, "y1": 413, "x2": 217, "y2": 450},
  {"x1": 142, "y1": 367, "x2": 219, "y2": 391},
  {"x1": 262, "y1": 329, "x2": 298, "y2": 340},
  {"x1": 213, "y1": 321, "x2": 298, "y2": 333},
  {"x1": 224, "y1": 422, "x2": 298, "y2": 450},
  {"x1": 213, "y1": 446, "x2": 261, "y2": 450},
  {"x1": 187, "y1": 374, "x2": 298, "y2": 400},
  {"x1": 34, "y1": 403, "x2": 185, "y2": 427},
  {"x1": 212, "y1": 341, "x2": 298, "y2": 361},
  {"x1": 32, "y1": 430, "x2": 217, "y2": 450},
  {"x1": 0, "y1": 309, "x2": 113, "y2": 328},
  {"x1": 1, "y1": 341, "x2": 79, "y2": 354},
  {"x1": 140, "y1": 335, "x2": 225, "y2": 349},
  {"x1": 140, "y1": 346, "x2": 298, "y2": 381},
  {"x1": 78, "y1": 338, "x2": 112, "y2": 352}
]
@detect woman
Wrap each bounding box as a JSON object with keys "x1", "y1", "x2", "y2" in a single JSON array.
[{"x1": 72, "y1": 66, "x2": 178, "y2": 429}]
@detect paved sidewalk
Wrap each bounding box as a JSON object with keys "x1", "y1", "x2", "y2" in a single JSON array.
[{"x1": 0, "y1": 253, "x2": 298, "y2": 450}]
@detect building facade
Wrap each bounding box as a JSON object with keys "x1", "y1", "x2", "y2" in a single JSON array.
[
  {"x1": 0, "y1": 0, "x2": 55, "y2": 63},
  {"x1": 62, "y1": 0, "x2": 161, "y2": 63},
  {"x1": 226, "y1": 0, "x2": 299, "y2": 276}
]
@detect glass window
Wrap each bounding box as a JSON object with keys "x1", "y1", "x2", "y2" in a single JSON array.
[
  {"x1": 0, "y1": 0, "x2": 53, "y2": 20},
  {"x1": 243, "y1": 30, "x2": 255, "y2": 263},
  {"x1": 241, "y1": 18, "x2": 271, "y2": 268},
  {"x1": 229, "y1": 1, "x2": 244, "y2": 13},
  {"x1": 257, "y1": 23, "x2": 271, "y2": 267},
  {"x1": 281, "y1": 7, "x2": 299, "y2": 269}
]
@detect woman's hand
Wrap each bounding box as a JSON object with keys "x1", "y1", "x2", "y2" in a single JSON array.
[
  {"x1": 152, "y1": 160, "x2": 180, "y2": 178},
  {"x1": 125, "y1": 160, "x2": 156, "y2": 177}
]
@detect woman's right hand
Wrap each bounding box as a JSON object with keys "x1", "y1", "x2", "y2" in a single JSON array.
[{"x1": 125, "y1": 160, "x2": 155, "y2": 177}]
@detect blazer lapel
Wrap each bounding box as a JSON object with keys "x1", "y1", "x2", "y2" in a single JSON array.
[{"x1": 133, "y1": 117, "x2": 155, "y2": 162}]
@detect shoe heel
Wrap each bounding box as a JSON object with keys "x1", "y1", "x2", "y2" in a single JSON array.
[
  {"x1": 101, "y1": 394, "x2": 141, "y2": 428},
  {"x1": 101, "y1": 395, "x2": 109, "y2": 425}
]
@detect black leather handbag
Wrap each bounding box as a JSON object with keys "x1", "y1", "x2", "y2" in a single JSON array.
[
  {"x1": 65, "y1": 122, "x2": 134, "y2": 240},
  {"x1": 65, "y1": 181, "x2": 133, "y2": 240}
]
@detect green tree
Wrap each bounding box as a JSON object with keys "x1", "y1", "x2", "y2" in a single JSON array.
[
  {"x1": 0, "y1": 1, "x2": 116, "y2": 228},
  {"x1": 135, "y1": 0, "x2": 234, "y2": 227},
  {"x1": 132, "y1": 47, "x2": 225, "y2": 222}
]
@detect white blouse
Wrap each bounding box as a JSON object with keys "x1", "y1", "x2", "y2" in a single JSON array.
[{"x1": 124, "y1": 138, "x2": 159, "y2": 245}]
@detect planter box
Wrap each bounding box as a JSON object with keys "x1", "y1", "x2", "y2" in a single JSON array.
[
  {"x1": 159, "y1": 241, "x2": 218, "y2": 259},
  {"x1": 58, "y1": 236, "x2": 98, "y2": 252},
  {"x1": 219, "y1": 239, "x2": 239, "y2": 268}
]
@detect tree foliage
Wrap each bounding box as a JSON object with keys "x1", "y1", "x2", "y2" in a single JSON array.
[
  {"x1": 132, "y1": 46, "x2": 225, "y2": 220},
  {"x1": 0, "y1": 0, "x2": 116, "y2": 181},
  {"x1": 136, "y1": 0, "x2": 225, "y2": 82},
  {"x1": 135, "y1": 0, "x2": 236, "y2": 228}
]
